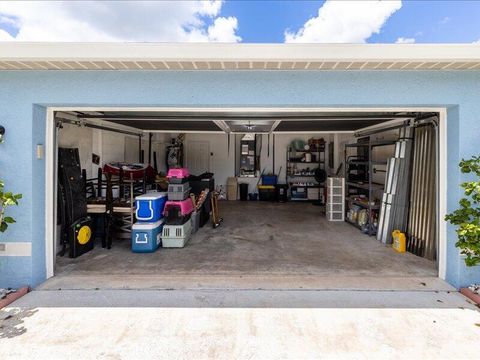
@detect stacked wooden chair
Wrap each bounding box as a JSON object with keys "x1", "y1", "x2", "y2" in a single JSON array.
[{"x1": 83, "y1": 167, "x2": 148, "y2": 249}]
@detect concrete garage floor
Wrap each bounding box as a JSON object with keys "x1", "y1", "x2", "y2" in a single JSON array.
[
  {"x1": 2, "y1": 289, "x2": 480, "y2": 359},
  {"x1": 48, "y1": 202, "x2": 437, "y2": 290}
]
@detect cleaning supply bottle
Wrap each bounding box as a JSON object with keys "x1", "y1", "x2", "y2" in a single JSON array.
[{"x1": 392, "y1": 230, "x2": 406, "y2": 253}]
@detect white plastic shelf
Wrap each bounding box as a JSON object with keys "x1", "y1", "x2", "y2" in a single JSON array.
[{"x1": 326, "y1": 177, "x2": 345, "y2": 222}]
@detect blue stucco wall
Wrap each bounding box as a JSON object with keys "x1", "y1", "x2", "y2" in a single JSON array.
[{"x1": 0, "y1": 70, "x2": 479, "y2": 288}]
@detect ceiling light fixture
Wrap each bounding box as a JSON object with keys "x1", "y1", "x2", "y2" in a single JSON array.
[{"x1": 245, "y1": 121, "x2": 255, "y2": 130}]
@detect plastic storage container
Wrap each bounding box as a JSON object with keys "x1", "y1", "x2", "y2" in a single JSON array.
[
  {"x1": 163, "y1": 199, "x2": 194, "y2": 225},
  {"x1": 291, "y1": 187, "x2": 307, "y2": 199},
  {"x1": 131, "y1": 219, "x2": 164, "y2": 253},
  {"x1": 162, "y1": 220, "x2": 192, "y2": 248},
  {"x1": 168, "y1": 182, "x2": 191, "y2": 201},
  {"x1": 190, "y1": 177, "x2": 215, "y2": 195},
  {"x1": 135, "y1": 192, "x2": 167, "y2": 223},
  {"x1": 167, "y1": 168, "x2": 190, "y2": 184},
  {"x1": 262, "y1": 175, "x2": 278, "y2": 186},
  {"x1": 191, "y1": 211, "x2": 200, "y2": 234},
  {"x1": 258, "y1": 185, "x2": 276, "y2": 201}
]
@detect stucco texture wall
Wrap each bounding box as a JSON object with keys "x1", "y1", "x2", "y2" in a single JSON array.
[{"x1": 0, "y1": 70, "x2": 479, "y2": 288}]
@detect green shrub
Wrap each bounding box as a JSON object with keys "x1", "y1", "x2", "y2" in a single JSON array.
[
  {"x1": 445, "y1": 156, "x2": 480, "y2": 266},
  {"x1": 0, "y1": 180, "x2": 22, "y2": 233}
]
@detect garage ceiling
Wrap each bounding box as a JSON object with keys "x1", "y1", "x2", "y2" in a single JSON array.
[
  {"x1": 78, "y1": 110, "x2": 414, "y2": 120},
  {"x1": 60, "y1": 110, "x2": 418, "y2": 134},
  {"x1": 275, "y1": 120, "x2": 388, "y2": 132},
  {"x1": 105, "y1": 120, "x2": 223, "y2": 132}
]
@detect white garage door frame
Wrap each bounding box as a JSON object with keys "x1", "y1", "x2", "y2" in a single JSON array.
[{"x1": 45, "y1": 106, "x2": 448, "y2": 280}]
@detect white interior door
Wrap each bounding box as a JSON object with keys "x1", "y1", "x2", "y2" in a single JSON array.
[
  {"x1": 124, "y1": 136, "x2": 139, "y2": 163},
  {"x1": 186, "y1": 141, "x2": 210, "y2": 175}
]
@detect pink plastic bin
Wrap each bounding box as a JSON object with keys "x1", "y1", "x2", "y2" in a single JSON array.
[{"x1": 167, "y1": 168, "x2": 190, "y2": 184}]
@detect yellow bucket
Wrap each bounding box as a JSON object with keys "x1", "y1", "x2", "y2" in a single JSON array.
[{"x1": 392, "y1": 230, "x2": 406, "y2": 253}]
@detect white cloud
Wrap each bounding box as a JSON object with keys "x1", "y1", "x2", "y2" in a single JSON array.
[
  {"x1": 200, "y1": 0, "x2": 223, "y2": 17},
  {"x1": 207, "y1": 17, "x2": 241, "y2": 42},
  {"x1": 0, "y1": 0, "x2": 241, "y2": 42},
  {"x1": 0, "y1": 28, "x2": 12, "y2": 41},
  {"x1": 285, "y1": 0, "x2": 402, "y2": 43},
  {"x1": 396, "y1": 37, "x2": 415, "y2": 44}
]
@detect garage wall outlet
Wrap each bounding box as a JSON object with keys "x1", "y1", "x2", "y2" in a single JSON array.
[{"x1": 0, "y1": 242, "x2": 31, "y2": 256}]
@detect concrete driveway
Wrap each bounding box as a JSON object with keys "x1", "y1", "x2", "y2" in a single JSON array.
[{"x1": 1, "y1": 288, "x2": 480, "y2": 359}]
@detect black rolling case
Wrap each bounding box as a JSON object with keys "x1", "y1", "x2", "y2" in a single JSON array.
[{"x1": 58, "y1": 148, "x2": 94, "y2": 258}]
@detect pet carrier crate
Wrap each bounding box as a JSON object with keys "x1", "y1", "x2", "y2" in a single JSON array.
[
  {"x1": 167, "y1": 182, "x2": 191, "y2": 201},
  {"x1": 162, "y1": 220, "x2": 192, "y2": 248}
]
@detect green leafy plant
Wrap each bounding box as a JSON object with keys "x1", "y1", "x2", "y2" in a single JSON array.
[
  {"x1": 445, "y1": 156, "x2": 480, "y2": 266},
  {"x1": 0, "y1": 180, "x2": 22, "y2": 233}
]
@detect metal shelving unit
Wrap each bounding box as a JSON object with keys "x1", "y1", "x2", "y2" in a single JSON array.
[
  {"x1": 344, "y1": 139, "x2": 396, "y2": 236},
  {"x1": 286, "y1": 144, "x2": 326, "y2": 202},
  {"x1": 346, "y1": 181, "x2": 385, "y2": 190}
]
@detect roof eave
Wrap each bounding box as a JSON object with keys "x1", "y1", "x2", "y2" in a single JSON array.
[{"x1": 1, "y1": 42, "x2": 479, "y2": 70}]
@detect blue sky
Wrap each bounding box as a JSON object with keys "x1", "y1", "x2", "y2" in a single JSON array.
[
  {"x1": 368, "y1": 1, "x2": 480, "y2": 43},
  {"x1": 0, "y1": 1, "x2": 479, "y2": 43},
  {"x1": 221, "y1": 1, "x2": 480, "y2": 43}
]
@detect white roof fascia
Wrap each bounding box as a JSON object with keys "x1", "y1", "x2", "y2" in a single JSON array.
[{"x1": 1, "y1": 42, "x2": 480, "y2": 63}]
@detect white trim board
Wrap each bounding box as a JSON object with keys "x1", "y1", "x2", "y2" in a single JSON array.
[
  {"x1": 43, "y1": 106, "x2": 448, "y2": 282},
  {"x1": 45, "y1": 108, "x2": 56, "y2": 278},
  {"x1": 1, "y1": 43, "x2": 480, "y2": 71},
  {"x1": 437, "y1": 108, "x2": 447, "y2": 280}
]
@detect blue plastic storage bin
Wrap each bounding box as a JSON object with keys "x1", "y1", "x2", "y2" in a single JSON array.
[
  {"x1": 131, "y1": 219, "x2": 164, "y2": 253},
  {"x1": 135, "y1": 192, "x2": 167, "y2": 222},
  {"x1": 262, "y1": 175, "x2": 278, "y2": 186}
]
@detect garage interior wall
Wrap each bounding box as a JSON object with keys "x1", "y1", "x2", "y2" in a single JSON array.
[
  {"x1": 69, "y1": 128, "x2": 356, "y2": 192},
  {"x1": 58, "y1": 124, "x2": 171, "y2": 178},
  {"x1": 171, "y1": 132, "x2": 357, "y2": 190},
  {"x1": 58, "y1": 124, "x2": 400, "y2": 187},
  {"x1": 58, "y1": 125, "x2": 427, "y2": 193},
  {"x1": 183, "y1": 133, "x2": 234, "y2": 187}
]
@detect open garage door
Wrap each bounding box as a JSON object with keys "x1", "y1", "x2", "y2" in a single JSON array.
[{"x1": 42, "y1": 107, "x2": 445, "y2": 290}]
